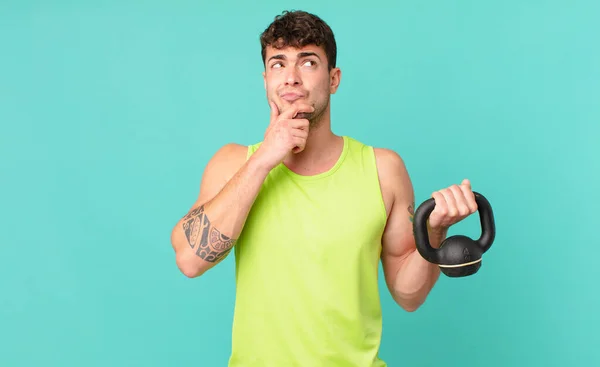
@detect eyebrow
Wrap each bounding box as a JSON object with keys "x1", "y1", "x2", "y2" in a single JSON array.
[{"x1": 268, "y1": 51, "x2": 321, "y2": 62}]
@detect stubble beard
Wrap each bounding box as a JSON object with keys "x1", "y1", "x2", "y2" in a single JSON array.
[{"x1": 295, "y1": 96, "x2": 328, "y2": 130}]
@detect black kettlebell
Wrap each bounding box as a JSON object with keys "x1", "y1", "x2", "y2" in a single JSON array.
[{"x1": 413, "y1": 192, "x2": 496, "y2": 277}]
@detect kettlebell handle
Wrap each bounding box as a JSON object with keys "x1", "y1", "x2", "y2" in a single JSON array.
[{"x1": 413, "y1": 191, "x2": 496, "y2": 264}]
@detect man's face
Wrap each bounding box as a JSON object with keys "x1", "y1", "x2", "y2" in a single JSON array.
[{"x1": 263, "y1": 44, "x2": 340, "y2": 125}]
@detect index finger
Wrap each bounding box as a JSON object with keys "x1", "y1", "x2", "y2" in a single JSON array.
[{"x1": 281, "y1": 103, "x2": 315, "y2": 119}]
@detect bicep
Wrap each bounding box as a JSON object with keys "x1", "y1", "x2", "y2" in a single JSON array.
[
  {"x1": 379, "y1": 152, "x2": 416, "y2": 291},
  {"x1": 171, "y1": 143, "x2": 246, "y2": 251}
]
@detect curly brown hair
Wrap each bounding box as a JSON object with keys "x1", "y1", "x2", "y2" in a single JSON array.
[{"x1": 260, "y1": 10, "x2": 337, "y2": 71}]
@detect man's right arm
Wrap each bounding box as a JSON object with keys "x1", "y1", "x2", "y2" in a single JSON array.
[
  {"x1": 171, "y1": 100, "x2": 313, "y2": 277},
  {"x1": 170, "y1": 143, "x2": 271, "y2": 278}
]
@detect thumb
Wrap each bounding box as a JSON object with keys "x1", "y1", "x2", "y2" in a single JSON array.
[
  {"x1": 462, "y1": 178, "x2": 471, "y2": 188},
  {"x1": 269, "y1": 100, "x2": 280, "y2": 125}
]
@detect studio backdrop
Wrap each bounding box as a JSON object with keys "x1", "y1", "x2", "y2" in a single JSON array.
[{"x1": 1, "y1": 1, "x2": 598, "y2": 366}]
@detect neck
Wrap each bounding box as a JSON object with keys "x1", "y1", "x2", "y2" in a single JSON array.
[{"x1": 282, "y1": 110, "x2": 343, "y2": 176}]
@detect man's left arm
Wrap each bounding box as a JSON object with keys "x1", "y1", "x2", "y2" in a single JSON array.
[{"x1": 376, "y1": 149, "x2": 477, "y2": 312}]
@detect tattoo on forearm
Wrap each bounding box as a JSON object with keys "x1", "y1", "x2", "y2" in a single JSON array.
[
  {"x1": 181, "y1": 205, "x2": 235, "y2": 263},
  {"x1": 408, "y1": 202, "x2": 415, "y2": 223}
]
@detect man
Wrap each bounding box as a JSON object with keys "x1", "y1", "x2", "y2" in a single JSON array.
[{"x1": 170, "y1": 10, "x2": 479, "y2": 367}]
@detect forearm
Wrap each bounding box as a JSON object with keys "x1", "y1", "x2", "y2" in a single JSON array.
[
  {"x1": 172, "y1": 155, "x2": 271, "y2": 277},
  {"x1": 393, "y1": 226, "x2": 447, "y2": 310}
]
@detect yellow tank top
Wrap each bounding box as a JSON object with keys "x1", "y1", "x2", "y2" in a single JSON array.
[{"x1": 228, "y1": 136, "x2": 388, "y2": 367}]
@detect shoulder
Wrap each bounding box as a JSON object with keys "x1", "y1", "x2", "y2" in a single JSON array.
[
  {"x1": 373, "y1": 147, "x2": 406, "y2": 172},
  {"x1": 212, "y1": 142, "x2": 249, "y2": 159},
  {"x1": 204, "y1": 142, "x2": 252, "y2": 184},
  {"x1": 192, "y1": 142, "x2": 253, "y2": 206},
  {"x1": 210, "y1": 142, "x2": 249, "y2": 165},
  {"x1": 345, "y1": 136, "x2": 407, "y2": 173},
  {"x1": 373, "y1": 147, "x2": 411, "y2": 184},
  {"x1": 372, "y1": 147, "x2": 414, "y2": 211},
  {"x1": 344, "y1": 136, "x2": 411, "y2": 190}
]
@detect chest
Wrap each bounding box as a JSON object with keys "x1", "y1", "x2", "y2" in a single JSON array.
[{"x1": 240, "y1": 176, "x2": 387, "y2": 261}]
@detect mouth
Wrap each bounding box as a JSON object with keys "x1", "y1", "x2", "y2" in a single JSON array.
[{"x1": 280, "y1": 92, "x2": 305, "y2": 103}]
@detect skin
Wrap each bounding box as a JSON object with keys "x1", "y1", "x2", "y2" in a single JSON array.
[{"x1": 170, "y1": 43, "x2": 479, "y2": 312}]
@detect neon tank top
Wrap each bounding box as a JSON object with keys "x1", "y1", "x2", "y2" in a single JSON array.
[{"x1": 228, "y1": 136, "x2": 388, "y2": 367}]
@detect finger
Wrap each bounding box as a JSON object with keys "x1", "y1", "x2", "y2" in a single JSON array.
[
  {"x1": 291, "y1": 128, "x2": 309, "y2": 139},
  {"x1": 291, "y1": 137, "x2": 307, "y2": 153},
  {"x1": 289, "y1": 118, "x2": 310, "y2": 130},
  {"x1": 293, "y1": 104, "x2": 315, "y2": 118},
  {"x1": 462, "y1": 178, "x2": 471, "y2": 190},
  {"x1": 431, "y1": 191, "x2": 448, "y2": 216},
  {"x1": 449, "y1": 184, "x2": 470, "y2": 216},
  {"x1": 269, "y1": 100, "x2": 280, "y2": 125},
  {"x1": 440, "y1": 188, "x2": 458, "y2": 217},
  {"x1": 429, "y1": 191, "x2": 447, "y2": 228},
  {"x1": 459, "y1": 183, "x2": 478, "y2": 213},
  {"x1": 280, "y1": 103, "x2": 314, "y2": 119}
]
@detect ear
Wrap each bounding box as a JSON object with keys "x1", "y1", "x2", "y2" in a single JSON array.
[
  {"x1": 262, "y1": 71, "x2": 266, "y2": 90},
  {"x1": 329, "y1": 67, "x2": 342, "y2": 94}
]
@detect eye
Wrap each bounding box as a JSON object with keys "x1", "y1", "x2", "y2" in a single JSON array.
[
  {"x1": 271, "y1": 62, "x2": 282, "y2": 69},
  {"x1": 303, "y1": 60, "x2": 316, "y2": 67}
]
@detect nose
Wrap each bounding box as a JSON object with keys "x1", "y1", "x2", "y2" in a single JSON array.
[{"x1": 284, "y1": 66, "x2": 302, "y2": 86}]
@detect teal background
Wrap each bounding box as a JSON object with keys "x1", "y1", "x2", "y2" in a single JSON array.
[{"x1": 1, "y1": 1, "x2": 599, "y2": 366}]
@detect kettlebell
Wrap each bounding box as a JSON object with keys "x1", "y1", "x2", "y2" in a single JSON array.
[{"x1": 413, "y1": 192, "x2": 496, "y2": 277}]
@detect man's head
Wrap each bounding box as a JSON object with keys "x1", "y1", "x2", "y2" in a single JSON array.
[{"x1": 260, "y1": 10, "x2": 341, "y2": 127}]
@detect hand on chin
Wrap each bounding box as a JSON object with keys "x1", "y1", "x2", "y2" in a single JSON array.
[{"x1": 281, "y1": 100, "x2": 313, "y2": 119}]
